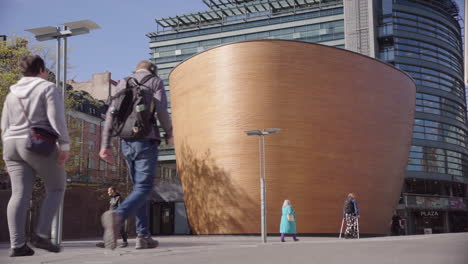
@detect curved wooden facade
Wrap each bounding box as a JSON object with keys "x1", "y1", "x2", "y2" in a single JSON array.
[{"x1": 169, "y1": 40, "x2": 416, "y2": 235}]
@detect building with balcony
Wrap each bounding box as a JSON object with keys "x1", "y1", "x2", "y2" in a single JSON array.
[{"x1": 65, "y1": 90, "x2": 125, "y2": 185}]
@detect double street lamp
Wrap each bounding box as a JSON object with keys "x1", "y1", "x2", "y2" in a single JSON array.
[
  {"x1": 244, "y1": 128, "x2": 281, "y2": 243},
  {"x1": 26, "y1": 20, "x2": 100, "y2": 98},
  {"x1": 25, "y1": 20, "x2": 100, "y2": 246}
]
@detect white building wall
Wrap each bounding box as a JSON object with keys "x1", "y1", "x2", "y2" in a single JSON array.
[{"x1": 344, "y1": 0, "x2": 378, "y2": 57}]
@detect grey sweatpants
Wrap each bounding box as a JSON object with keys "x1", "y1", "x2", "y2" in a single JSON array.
[{"x1": 3, "y1": 139, "x2": 66, "y2": 248}]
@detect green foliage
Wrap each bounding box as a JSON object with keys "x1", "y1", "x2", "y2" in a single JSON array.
[
  {"x1": 0, "y1": 38, "x2": 83, "y2": 172},
  {"x1": 1, "y1": 37, "x2": 128, "y2": 204},
  {"x1": 0, "y1": 39, "x2": 31, "y2": 170}
]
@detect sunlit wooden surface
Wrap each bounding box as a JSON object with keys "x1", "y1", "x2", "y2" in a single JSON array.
[{"x1": 170, "y1": 40, "x2": 416, "y2": 235}]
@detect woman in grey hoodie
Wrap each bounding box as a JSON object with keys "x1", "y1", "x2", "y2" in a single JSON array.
[{"x1": 1, "y1": 55, "x2": 70, "y2": 257}]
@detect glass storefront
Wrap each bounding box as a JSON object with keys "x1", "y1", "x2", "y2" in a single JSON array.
[
  {"x1": 449, "y1": 211, "x2": 468, "y2": 232},
  {"x1": 412, "y1": 210, "x2": 446, "y2": 234},
  {"x1": 384, "y1": 0, "x2": 468, "y2": 235}
]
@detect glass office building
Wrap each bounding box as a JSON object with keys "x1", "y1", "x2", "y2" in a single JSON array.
[
  {"x1": 377, "y1": 0, "x2": 467, "y2": 234},
  {"x1": 148, "y1": 0, "x2": 467, "y2": 234}
]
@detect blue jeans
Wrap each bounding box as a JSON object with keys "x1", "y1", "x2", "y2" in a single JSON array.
[{"x1": 117, "y1": 140, "x2": 158, "y2": 236}]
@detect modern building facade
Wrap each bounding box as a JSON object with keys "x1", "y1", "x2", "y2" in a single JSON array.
[
  {"x1": 148, "y1": 0, "x2": 468, "y2": 234},
  {"x1": 376, "y1": 0, "x2": 467, "y2": 234},
  {"x1": 170, "y1": 40, "x2": 416, "y2": 234}
]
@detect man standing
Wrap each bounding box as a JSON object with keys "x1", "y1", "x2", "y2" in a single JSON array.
[
  {"x1": 390, "y1": 210, "x2": 403, "y2": 236},
  {"x1": 99, "y1": 60, "x2": 173, "y2": 250},
  {"x1": 96, "y1": 186, "x2": 128, "y2": 248},
  {"x1": 343, "y1": 193, "x2": 359, "y2": 239}
]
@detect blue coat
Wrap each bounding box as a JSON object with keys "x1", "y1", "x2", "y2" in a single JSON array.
[{"x1": 280, "y1": 205, "x2": 297, "y2": 234}]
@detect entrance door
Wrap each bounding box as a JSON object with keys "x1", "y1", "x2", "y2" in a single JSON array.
[
  {"x1": 150, "y1": 202, "x2": 174, "y2": 235},
  {"x1": 150, "y1": 203, "x2": 161, "y2": 235},
  {"x1": 413, "y1": 210, "x2": 444, "y2": 234},
  {"x1": 161, "y1": 203, "x2": 174, "y2": 235}
]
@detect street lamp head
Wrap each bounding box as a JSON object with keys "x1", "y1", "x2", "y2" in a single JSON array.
[
  {"x1": 244, "y1": 128, "x2": 282, "y2": 136},
  {"x1": 264, "y1": 128, "x2": 282, "y2": 134},
  {"x1": 25, "y1": 26, "x2": 59, "y2": 41},
  {"x1": 63, "y1": 20, "x2": 100, "y2": 30},
  {"x1": 244, "y1": 130, "x2": 263, "y2": 136},
  {"x1": 25, "y1": 20, "x2": 100, "y2": 41}
]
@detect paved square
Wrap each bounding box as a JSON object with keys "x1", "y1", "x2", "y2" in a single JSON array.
[{"x1": 1, "y1": 233, "x2": 467, "y2": 264}]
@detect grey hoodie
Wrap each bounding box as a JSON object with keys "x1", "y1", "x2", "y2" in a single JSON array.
[{"x1": 1, "y1": 77, "x2": 70, "y2": 151}]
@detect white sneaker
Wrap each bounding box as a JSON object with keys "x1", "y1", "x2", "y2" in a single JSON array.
[{"x1": 135, "y1": 236, "x2": 159, "y2": 249}]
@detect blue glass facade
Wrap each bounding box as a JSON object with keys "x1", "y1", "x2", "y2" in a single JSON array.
[{"x1": 378, "y1": 0, "x2": 468, "y2": 234}]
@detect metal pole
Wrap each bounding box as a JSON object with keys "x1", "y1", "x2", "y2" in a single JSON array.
[
  {"x1": 260, "y1": 176, "x2": 266, "y2": 243},
  {"x1": 260, "y1": 134, "x2": 267, "y2": 243},
  {"x1": 62, "y1": 26, "x2": 67, "y2": 98},
  {"x1": 51, "y1": 200, "x2": 64, "y2": 245},
  {"x1": 339, "y1": 218, "x2": 344, "y2": 238},
  {"x1": 55, "y1": 30, "x2": 61, "y2": 91},
  {"x1": 262, "y1": 134, "x2": 267, "y2": 242},
  {"x1": 259, "y1": 136, "x2": 263, "y2": 242},
  {"x1": 56, "y1": 29, "x2": 68, "y2": 245},
  {"x1": 51, "y1": 33, "x2": 62, "y2": 246}
]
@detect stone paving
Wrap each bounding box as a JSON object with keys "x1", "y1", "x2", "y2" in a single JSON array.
[{"x1": 1, "y1": 233, "x2": 467, "y2": 264}]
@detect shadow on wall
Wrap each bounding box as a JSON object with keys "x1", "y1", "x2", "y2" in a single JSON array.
[{"x1": 177, "y1": 142, "x2": 257, "y2": 234}]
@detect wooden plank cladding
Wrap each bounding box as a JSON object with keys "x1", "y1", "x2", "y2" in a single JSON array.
[{"x1": 169, "y1": 40, "x2": 416, "y2": 235}]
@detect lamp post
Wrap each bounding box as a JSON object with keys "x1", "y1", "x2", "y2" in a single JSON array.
[
  {"x1": 244, "y1": 128, "x2": 281, "y2": 243},
  {"x1": 25, "y1": 20, "x2": 100, "y2": 246}
]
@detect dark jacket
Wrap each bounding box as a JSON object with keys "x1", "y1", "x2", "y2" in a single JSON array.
[
  {"x1": 109, "y1": 193, "x2": 122, "y2": 211},
  {"x1": 343, "y1": 197, "x2": 359, "y2": 217},
  {"x1": 101, "y1": 70, "x2": 173, "y2": 149}
]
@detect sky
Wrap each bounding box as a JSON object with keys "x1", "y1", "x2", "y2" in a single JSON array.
[
  {"x1": 1, "y1": 0, "x2": 465, "y2": 82},
  {"x1": 1, "y1": 0, "x2": 208, "y2": 81}
]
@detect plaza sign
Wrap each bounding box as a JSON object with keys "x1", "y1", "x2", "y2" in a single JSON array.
[{"x1": 420, "y1": 211, "x2": 439, "y2": 217}]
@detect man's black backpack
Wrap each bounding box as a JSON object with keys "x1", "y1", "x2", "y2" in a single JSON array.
[
  {"x1": 344, "y1": 198, "x2": 355, "y2": 215},
  {"x1": 109, "y1": 74, "x2": 156, "y2": 139}
]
